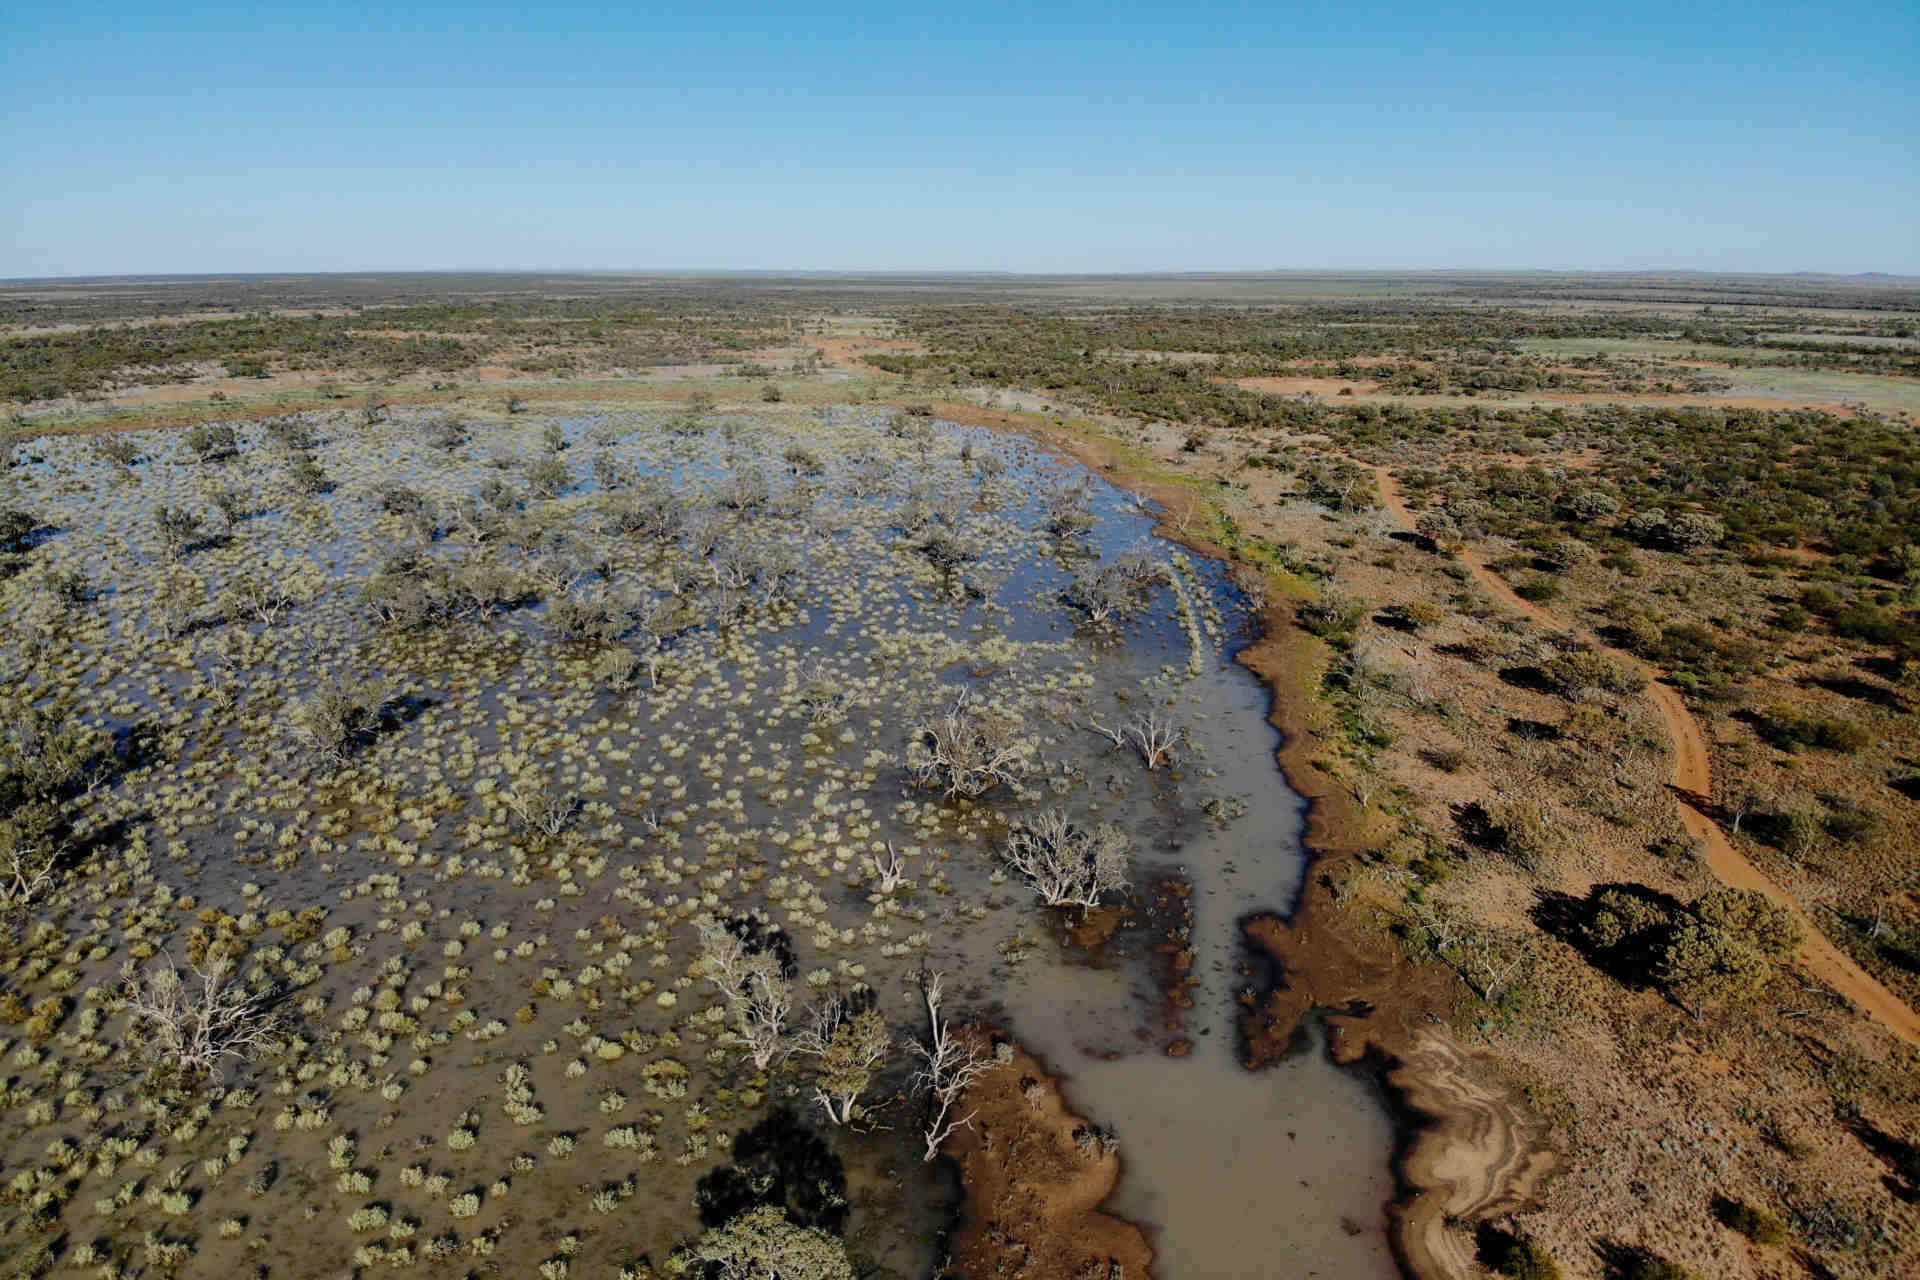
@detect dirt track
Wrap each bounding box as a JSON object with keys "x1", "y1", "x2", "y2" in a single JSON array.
[{"x1": 1373, "y1": 469, "x2": 1920, "y2": 1048}]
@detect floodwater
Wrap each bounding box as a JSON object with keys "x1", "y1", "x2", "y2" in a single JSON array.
[
  {"x1": 938, "y1": 441, "x2": 1399, "y2": 1278},
  {"x1": 0, "y1": 403, "x2": 1396, "y2": 1278}
]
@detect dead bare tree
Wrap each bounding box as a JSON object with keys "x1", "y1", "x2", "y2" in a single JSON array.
[
  {"x1": 1086, "y1": 710, "x2": 1181, "y2": 770},
  {"x1": 694, "y1": 919, "x2": 794, "y2": 1072},
  {"x1": 907, "y1": 692, "x2": 1030, "y2": 799},
  {"x1": 904, "y1": 971, "x2": 997, "y2": 1161},
  {"x1": 121, "y1": 956, "x2": 278, "y2": 1073},
  {"x1": 1062, "y1": 547, "x2": 1161, "y2": 624},
  {"x1": 1001, "y1": 809, "x2": 1130, "y2": 912},
  {"x1": 501, "y1": 776, "x2": 578, "y2": 842},
  {"x1": 867, "y1": 842, "x2": 909, "y2": 896},
  {"x1": 1459, "y1": 938, "x2": 1529, "y2": 1004},
  {"x1": 1346, "y1": 763, "x2": 1384, "y2": 811},
  {"x1": 0, "y1": 820, "x2": 59, "y2": 906}
]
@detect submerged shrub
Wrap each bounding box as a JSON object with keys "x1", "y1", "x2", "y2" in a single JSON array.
[
  {"x1": 374, "y1": 482, "x2": 431, "y2": 518},
  {"x1": 782, "y1": 445, "x2": 824, "y2": 476},
  {"x1": 184, "y1": 424, "x2": 240, "y2": 463},
  {"x1": 264, "y1": 415, "x2": 318, "y2": 451},
  {"x1": 1, "y1": 699, "x2": 98, "y2": 905},
  {"x1": 288, "y1": 451, "x2": 333, "y2": 495},
  {"x1": 154, "y1": 505, "x2": 206, "y2": 560},
  {"x1": 1043, "y1": 481, "x2": 1096, "y2": 537},
  {"x1": 1001, "y1": 809, "x2": 1130, "y2": 911},
  {"x1": 204, "y1": 481, "x2": 250, "y2": 529},
  {"x1": 287, "y1": 676, "x2": 396, "y2": 764},
  {"x1": 0, "y1": 506, "x2": 41, "y2": 554},
  {"x1": 92, "y1": 432, "x2": 146, "y2": 466},
  {"x1": 600, "y1": 481, "x2": 685, "y2": 540},
  {"x1": 906, "y1": 694, "x2": 1030, "y2": 799},
  {"x1": 527, "y1": 455, "x2": 571, "y2": 499},
  {"x1": 673, "y1": 1205, "x2": 853, "y2": 1280},
  {"x1": 591, "y1": 451, "x2": 641, "y2": 491},
  {"x1": 122, "y1": 956, "x2": 279, "y2": 1074},
  {"x1": 547, "y1": 590, "x2": 630, "y2": 646},
  {"x1": 364, "y1": 551, "x2": 532, "y2": 628},
  {"x1": 1063, "y1": 549, "x2": 1161, "y2": 624},
  {"x1": 717, "y1": 467, "x2": 771, "y2": 512},
  {"x1": 912, "y1": 528, "x2": 977, "y2": 575}
]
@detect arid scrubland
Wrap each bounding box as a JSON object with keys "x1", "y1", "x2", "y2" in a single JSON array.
[{"x1": 2, "y1": 272, "x2": 1917, "y2": 1280}]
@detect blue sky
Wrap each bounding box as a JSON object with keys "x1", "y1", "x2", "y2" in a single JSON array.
[{"x1": 4, "y1": 1, "x2": 1915, "y2": 276}]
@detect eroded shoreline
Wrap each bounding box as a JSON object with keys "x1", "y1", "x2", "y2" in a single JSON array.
[{"x1": 913, "y1": 396, "x2": 1559, "y2": 1280}]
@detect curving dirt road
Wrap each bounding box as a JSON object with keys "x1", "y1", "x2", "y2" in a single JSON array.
[{"x1": 1374, "y1": 469, "x2": 1920, "y2": 1048}]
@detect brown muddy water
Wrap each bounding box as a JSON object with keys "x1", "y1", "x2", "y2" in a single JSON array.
[{"x1": 0, "y1": 403, "x2": 1393, "y2": 1277}]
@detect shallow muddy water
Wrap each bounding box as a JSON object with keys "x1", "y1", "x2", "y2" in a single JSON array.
[{"x1": 0, "y1": 403, "x2": 1394, "y2": 1278}]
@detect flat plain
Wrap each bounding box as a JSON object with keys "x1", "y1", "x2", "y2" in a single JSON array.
[{"x1": 2, "y1": 270, "x2": 1916, "y2": 1280}]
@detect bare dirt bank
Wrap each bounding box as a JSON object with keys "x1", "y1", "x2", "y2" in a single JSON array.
[{"x1": 938, "y1": 1033, "x2": 1155, "y2": 1280}]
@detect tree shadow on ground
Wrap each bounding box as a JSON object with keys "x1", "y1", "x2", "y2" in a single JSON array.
[
  {"x1": 1802, "y1": 673, "x2": 1906, "y2": 712},
  {"x1": 695, "y1": 1108, "x2": 848, "y2": 1233},
  {"x1": 1531, "y1": 883, "x2": 1685, "y2": 990},
  {"x1": 1591, "y1": 1237, "x2": 1696, "y2": 1279},
  {"x1": 1433, "y1": 641, "x2": 1490, "y2": 663},
  {"x1": 1844, "y1": 1115, "x2": 1920, "y2": 1204},
  {"x1": 1498, "y1": 665, "x2": 1556, "y2": 694},
  {"x1": 1450, "y1": 801, "x2": 1501, "y2": 851}
]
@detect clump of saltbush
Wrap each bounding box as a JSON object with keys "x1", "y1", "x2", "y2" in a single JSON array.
[{"x1": 1540, "y1": 650, "x2": 1646, "y2": 698}]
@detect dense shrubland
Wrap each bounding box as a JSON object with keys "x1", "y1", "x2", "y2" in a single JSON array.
[{"x1": 2, "y1": 295, "x2": 793, "y2": 401}]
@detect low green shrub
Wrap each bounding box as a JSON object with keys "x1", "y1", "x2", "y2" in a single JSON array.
[
  {"x1": 1754, "y1": 705, "x2": 1871, "y2": 753},
  {"x1": 1715, "y1": 1197, "x2": 1788, "y2": 1246},
  {"x1": 1541, "y1": 651, "x2": 1647, "y2": 697}
]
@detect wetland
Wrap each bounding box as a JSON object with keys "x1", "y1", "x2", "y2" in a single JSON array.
[{"x1": 0, "y1": 396, "x2": 1395, "y2": 1278}]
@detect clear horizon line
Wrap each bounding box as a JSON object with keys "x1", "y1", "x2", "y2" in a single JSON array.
[{"x1": 7, "y1": 265, "x2": 1918, "y2": 286}]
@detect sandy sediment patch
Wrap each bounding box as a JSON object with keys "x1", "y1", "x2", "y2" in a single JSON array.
[
  {"x1": 1232, "y1": 374, "x2": 1378, "y2": 397},
  {"x1": 1375, "y1": 1029, "x2": 1560, "y2": 1279},
  {"x1": 815, "y1": 335, "x2": 924, "y2": 369}
]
